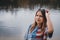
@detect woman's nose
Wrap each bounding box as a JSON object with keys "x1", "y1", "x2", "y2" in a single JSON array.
[{"x1": 37, "y1": 16, "x2": 40, "y2": 19}]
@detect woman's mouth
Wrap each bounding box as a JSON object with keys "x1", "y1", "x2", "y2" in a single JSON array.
[
  {"x1": 37, "y1": 19, "x2": 40, "y2": 21},
  {"x1": 37, "y1": 20, "x2": 41, "y2": 23}
]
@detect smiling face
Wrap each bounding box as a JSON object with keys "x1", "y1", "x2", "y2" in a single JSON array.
[{"x1": 35, "y1": 11, "x2": 44, "y2": 24}]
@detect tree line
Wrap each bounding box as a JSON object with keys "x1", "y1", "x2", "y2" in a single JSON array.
[{"x1": 0, "y1": 0, "x2": 60, "y2": 9}]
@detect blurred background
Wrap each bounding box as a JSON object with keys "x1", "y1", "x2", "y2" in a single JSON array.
[{"x1": 0, "y1": 0, "x2": 60, "y2": 40}]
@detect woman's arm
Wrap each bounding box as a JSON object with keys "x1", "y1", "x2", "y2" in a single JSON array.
[{"x1": 45, "y1": 10, "x2": 54, "y2": 33}]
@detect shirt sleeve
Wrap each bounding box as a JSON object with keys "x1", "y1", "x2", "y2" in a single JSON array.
[
  {"x1": 48, "y1": 32, "x2": 53, "y2": 38},
  {"x1": 45, "y1": 27, "x2": 53, "y2": 38},
  {"x1": 24, "y1": 25, "x2": 31, "y2": 40}
]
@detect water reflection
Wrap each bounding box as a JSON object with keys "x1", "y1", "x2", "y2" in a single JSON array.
[{"x1": 0, "y1": 8, "x2": 60, "y2": 40}]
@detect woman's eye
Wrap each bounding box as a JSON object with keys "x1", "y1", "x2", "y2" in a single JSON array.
[
  {"x1": 36, "y1": 15, "x2": 38, "y2": 16},
  {"x1": 36, "y1": 15, "x2": 43, "y2": 17},
  {"x1": 39, "y1": 16, "x2": 43, "y2": 17}
]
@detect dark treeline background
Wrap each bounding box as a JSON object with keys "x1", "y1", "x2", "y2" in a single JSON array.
[{"x1": 0, "y1": 0, "x2": 60, "y2": 10}]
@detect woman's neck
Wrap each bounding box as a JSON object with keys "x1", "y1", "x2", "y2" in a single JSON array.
[{"x1": 37, "y1": 23, "x2": 41, "y2": 28}]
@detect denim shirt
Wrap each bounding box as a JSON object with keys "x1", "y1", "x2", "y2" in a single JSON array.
[{"x1": 24, "y1": 25, "x2": 53, "y2": 40}]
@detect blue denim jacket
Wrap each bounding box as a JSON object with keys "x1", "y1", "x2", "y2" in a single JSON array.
[{"x1": 24, "y1": 25, "x2": 53, "y2": 40}]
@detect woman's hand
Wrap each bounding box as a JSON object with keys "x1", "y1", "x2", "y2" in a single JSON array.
[{"x1": 45, "y1": 10, "x2": 50, "y2": 18}]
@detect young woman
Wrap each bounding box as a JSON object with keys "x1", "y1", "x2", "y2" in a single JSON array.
[{"x1": 24, "y1": 9, "x2": 54, "y2": 40}]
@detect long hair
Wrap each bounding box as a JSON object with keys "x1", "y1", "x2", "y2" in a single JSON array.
[{"x1": 30, "y1": 9, "x2": 47, "y2": 33}]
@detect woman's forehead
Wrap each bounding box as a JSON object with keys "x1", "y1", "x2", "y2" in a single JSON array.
[{"x1": 36, "y1": 11, "x2": 42, "y2": 15}]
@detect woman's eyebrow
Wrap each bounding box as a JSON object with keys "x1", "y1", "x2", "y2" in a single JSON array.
[{"x1": 38, "y1": 15, "x2": 43, "y2": 16}]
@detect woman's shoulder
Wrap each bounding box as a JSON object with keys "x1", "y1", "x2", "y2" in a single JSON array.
[
  {"x1": 29, "y1": 24, "x2": 32, "y2": 28},
  {"x1": 27, "y1": 24, "x2": 32, "y2": 30}
]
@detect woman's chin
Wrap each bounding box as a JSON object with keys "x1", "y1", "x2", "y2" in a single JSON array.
[{"x1": 37, "y1": 22, "x2": 41, "y2": 24}]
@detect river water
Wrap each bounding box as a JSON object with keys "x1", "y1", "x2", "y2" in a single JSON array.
[{"x1": 0, "y1": 7, "x2": 60, "y2": 40}]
